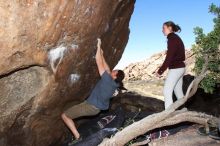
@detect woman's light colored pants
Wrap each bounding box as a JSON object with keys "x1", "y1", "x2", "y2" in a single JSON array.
[{"x1": 164, "y1": 67, "x2": 186, "y2": 109}]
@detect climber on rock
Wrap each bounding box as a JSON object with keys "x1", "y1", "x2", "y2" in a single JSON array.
[{"x1": 61, "y1": 38, "x2": 126, "y2": 144}]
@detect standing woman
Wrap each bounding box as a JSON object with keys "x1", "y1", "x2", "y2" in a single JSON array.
[{"x1": 156, "y1": 21, "x2": 186, "y2": 109}]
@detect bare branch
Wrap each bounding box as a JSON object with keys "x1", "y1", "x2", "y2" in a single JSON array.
[
  {"x1": 153, "y1": 111, "x2": 218, "y2": 130},
  {"x1": 129, "y1": 111, "x2": 217, "y2": 146}
]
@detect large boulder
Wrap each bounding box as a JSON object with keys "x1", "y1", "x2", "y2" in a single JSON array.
[{"x1": 0, "y1": 0, "x2": 135, "y2": 146}]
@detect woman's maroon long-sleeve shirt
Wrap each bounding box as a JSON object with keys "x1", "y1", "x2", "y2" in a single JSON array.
[{"x1": 157, "y1": 33, "x2": 186, "y2": 75}]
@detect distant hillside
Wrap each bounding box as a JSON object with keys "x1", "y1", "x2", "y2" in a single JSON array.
[{"x1": 124, "y1": 50, "x2": 195, "y2": 81}]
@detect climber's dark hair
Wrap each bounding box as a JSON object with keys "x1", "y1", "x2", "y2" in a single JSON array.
[
  {"x1": 115, "y1": 70, "x2": 127, "y2": 91},
  {"x1": 164, "y1": 21, "x2": 181, "y2": 33}
]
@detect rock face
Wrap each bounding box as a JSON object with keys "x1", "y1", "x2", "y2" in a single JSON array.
[
  {"x1": 0, "y1": 1, "x2": 135, "y2": 146},
  {"x1": 124, "y1": 50, "x2": 195, "y2": 81}
]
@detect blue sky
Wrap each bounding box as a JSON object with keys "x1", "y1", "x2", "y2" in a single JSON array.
[{"x1": 115, "y1": 0, "x2": 219, "y2": 69}]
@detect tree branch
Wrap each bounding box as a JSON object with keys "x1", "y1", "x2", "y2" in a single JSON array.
[{"x1": 128, "y1": 111, "x2": 218, "y2": 146}]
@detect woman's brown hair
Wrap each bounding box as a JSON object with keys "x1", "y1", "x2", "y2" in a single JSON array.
[{"x1": 164, "y1": 21, "x2": 181, "y2": 33}]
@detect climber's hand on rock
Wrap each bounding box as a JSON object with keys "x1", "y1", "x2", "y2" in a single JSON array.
[{"x1": 97, "y1": 38, "x2": 101, "y2": 49}]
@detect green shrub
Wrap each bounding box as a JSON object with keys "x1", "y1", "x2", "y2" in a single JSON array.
[{"x1": 192, "y1": 3, "x2": 220, "y2": 94}]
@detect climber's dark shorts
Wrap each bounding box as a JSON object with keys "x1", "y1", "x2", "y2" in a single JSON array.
[{"x1": 64, "y1": 101, "x2": 100, "y2": 119}]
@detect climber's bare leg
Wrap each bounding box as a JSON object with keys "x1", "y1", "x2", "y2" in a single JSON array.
[{"x1": 61, "y1": 113, "x2": 80, "y2": 139}]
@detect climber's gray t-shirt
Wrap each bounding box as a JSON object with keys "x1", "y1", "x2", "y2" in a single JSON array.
[{"x1": 86, "y1": 71, "x2": 118, "y2": 110}]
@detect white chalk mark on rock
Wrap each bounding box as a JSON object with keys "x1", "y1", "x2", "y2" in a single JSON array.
[
  {"x1": 48, "y1": 42, "x2": 80, "y2": 73},
  {"x1": 48, "y1": 44, "x2": 68, "y2": 73},
  {"x1": 113, "y1": 48, "x2": 117, "y2": 54},
  {"x1": 69, "y1": 74, "x2": 80, "y2": 85}
]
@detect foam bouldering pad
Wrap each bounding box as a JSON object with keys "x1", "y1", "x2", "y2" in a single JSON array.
[{"x1": 62, "y1": 107, "x2": 125, "y2": 146}]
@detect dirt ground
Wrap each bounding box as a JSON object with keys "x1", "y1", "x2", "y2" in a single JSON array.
[
  {"x1": 149, "y1": 125, "x2": 220, "y2": 146},
  {"x1": 124, "y1": 80, "x2": 164, "y2": 100}
]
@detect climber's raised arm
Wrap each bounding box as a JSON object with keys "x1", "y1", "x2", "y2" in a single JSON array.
[
  {"x1": 100, "y1": 49, "x2": 111, "y2": 73},
  {"x1": 95, "y1": 39, "x2": 105, "y2": 76}
]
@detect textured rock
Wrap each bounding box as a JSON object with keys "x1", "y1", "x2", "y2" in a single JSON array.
[
  {"x1": 124, "y1": 50, "x2": 195, "y2": 81},
  {"x1": 0, "y1": 0, "x2": 135, "y2": 146}
]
